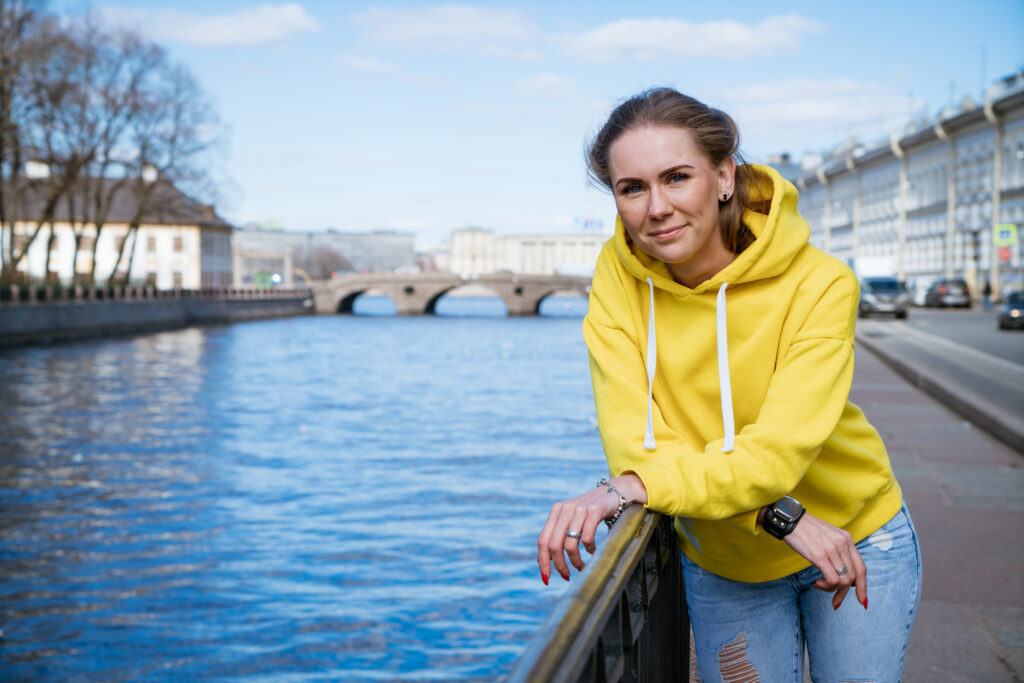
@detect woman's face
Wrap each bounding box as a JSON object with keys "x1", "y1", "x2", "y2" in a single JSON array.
[{"x1": 608, "y1": 125, "x2": 736, "y2": 287}]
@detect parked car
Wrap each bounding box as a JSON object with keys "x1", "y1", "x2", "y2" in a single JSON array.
[
  {"x1": 998, "y1": 291, "x2": 1024, "y2": 330},
  {"x1": 906, "y1": 276, "x2": 937, "y2": 307},
  {"x1": 923, "y1": 278, "x2": 971, "y2": 308},
  {"x1": 859, "y1": 277, "x2": 910, "y2": 318}
]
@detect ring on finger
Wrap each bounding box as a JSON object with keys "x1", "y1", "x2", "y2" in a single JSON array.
[
  {"x1": 565, "y1": 530, "x2": 582, "y2": 539},
  {"x1": 835, "y1": 565, "x2": 849, "y2": 576}
]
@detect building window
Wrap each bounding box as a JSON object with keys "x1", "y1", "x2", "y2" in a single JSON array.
[
  {"x1": 147, "y1": 236, "x2": 156, "y2": 252},
  {"x1": 173, "y1": 271, "x2": 183, "y2": 288},
  {"x1": 173, "y1": 236, "x2": 183, "y2": 252}
]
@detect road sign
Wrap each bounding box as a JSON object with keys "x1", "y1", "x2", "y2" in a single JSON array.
[
  {"x1": 998, "y1": 246, "x2": 1012, "y2": 262},
  {"x1": 993, "y1": 224, "x2": 1017, "y2": 247}
]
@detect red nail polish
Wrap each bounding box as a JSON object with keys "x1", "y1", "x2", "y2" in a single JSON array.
[
  {"x1": 862, "y1": 597, "x2": 868, "y2": 610},
  {"x1": 540, "y1": 571, "x2": 549, "y2": 586},
  {"x1": 561, "y1": 572, "x2": 570, "y2": 581},
  {"x1": 833, "y1": 602, "x2": 840, "y2": 611}
]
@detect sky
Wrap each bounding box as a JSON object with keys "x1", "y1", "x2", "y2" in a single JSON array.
[{"x1": 56, "y1": 1, "x2": 1024, "y2": 249}]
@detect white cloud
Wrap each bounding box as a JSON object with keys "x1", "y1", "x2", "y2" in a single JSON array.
[
  {"x1": 352, "y1": 5, "x2": 541, "y2": 59},
  {"x1": 513, "y1": 73, "x2": 577, "y2": 98},
  {"x1": 338, "y1": 55, "x2": 400, "y2": 73},
  {"x1": 556, "y1": 14, "x2": 825, "y2": 63},
  {"x1": 97, "y1": 3, "x2": 320, "y2": 47},
  {"x1": 716, "y1": 78, "x2": 924, "y2": 154}
]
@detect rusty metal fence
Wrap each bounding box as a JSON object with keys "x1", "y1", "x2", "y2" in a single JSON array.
[{"x1": 506, "y1": 506, "x2": 688, "y2": 682}]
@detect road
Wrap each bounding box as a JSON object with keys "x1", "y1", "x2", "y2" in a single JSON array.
[{"x1": 888, "y1": 307, "x2": 1024, "y2": 366}]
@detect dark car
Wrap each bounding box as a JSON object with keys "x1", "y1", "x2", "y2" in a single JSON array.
[
  {"x1": 923, "y1": 278, "x2": 971, "y2": 308},
  {"x1": 859, "y1": 277, "x2": 909, "y2": 319},
  {"x1": 998, "y1": 291, "x2": 1024, "y2": 330}
]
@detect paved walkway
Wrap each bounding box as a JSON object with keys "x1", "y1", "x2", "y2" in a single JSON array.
[{"x1": 849, "y1": 347, "x2": 1023, "y2": 682}]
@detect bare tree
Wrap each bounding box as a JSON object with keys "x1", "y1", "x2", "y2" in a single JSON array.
[
  {"x1": 296, "y1": 245, "x2": 353, "y2": 279},
  {"x1": 0, "y1": 4, "x2": 223, "y2": 285},
  {"x1": 108, "y1": 59, "x2": 221, "y2": 284},
  {"x1": 3, "y1": 16, "x2": 93, "y2": 282},
  {"x1": 0, "y1": 0, "x2": 44, "y2": 278}
]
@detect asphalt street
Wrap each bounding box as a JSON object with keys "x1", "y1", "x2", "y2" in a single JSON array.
[{"x1": 868, "y1": 307, "x2": 1024, "y2": 366}]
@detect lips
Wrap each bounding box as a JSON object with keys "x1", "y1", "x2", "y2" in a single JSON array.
[{"x1": 650, "y1": 226, "x2": 684, "y2": 240}]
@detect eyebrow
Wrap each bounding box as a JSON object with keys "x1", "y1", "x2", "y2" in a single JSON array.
[{"x1": 614, "y1": 164, "x2": 697, "y2": 188}]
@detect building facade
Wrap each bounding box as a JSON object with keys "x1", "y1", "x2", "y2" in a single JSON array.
[
  {"x1": 796, "y1": 72, "x2": 1024, "y2": 297},
  {"x1": 448, "y1": 227, "x2": 611, "y2": 278},
  {"x1": 232, "y1": 227, "x2": 416, "y2": 286},
  {"x1": 3, "y1": 179, "x2": 233, "y2": 289}
]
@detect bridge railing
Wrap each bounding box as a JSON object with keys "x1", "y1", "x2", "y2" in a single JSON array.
[{"x1": 505, "y1": 506, "x2": 688, "y2": 683}]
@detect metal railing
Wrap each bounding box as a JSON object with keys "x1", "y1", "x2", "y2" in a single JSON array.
[
  {"x1": 506, "y1": 507, "x2": 688, "y2": 682},
  {"x1": 0, "y1": 283, "x2": 311, "y2": 304}
]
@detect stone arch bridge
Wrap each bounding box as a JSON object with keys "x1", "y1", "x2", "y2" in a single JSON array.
[{"x1": 312, "y1": 273, "x2": 591, "y2": 315}]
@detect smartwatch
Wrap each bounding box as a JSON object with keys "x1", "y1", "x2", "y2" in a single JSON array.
[{"x1": 762, "y1": 495, "x2": 805, "y2": 539}]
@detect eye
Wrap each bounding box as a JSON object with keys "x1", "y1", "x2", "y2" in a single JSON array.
[
  {"x1": 667, "y1": 172, "x2": 689, "y2": 183},
  {"x1": 618, "y1": 183, "x2": 644, "y2": 196}
]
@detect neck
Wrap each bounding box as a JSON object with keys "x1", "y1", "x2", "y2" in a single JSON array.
[{"x1": 668, "y1": 251, "x2": 737, "y2": 288}]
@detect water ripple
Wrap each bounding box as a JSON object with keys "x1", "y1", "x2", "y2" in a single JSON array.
[{"x1": 0, "y1": 314, "x2": 603, "y2": 680}]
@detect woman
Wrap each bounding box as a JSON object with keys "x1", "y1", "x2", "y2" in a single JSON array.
[{"x1": 536, "y1": 89, "x2": 921, "y2": 682}]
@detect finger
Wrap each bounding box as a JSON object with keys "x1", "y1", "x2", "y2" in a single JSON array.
[
  {"x1": 564, "y1": 506, "x2": 589, "y2": 572},
  {"x1": 832, "y1": 584, "x2": 851, "y2": 611},
  {"x1": 850, "y1": 545, "x2": 868, "y2": 608},
  {"x1": 547, "y1": 504, "x2": 578, "y2": 579},
  {"x1": 536, "y1": 504, "x2": 563, "y2": 583},
  {"x1": 580, "y1": 504, "x2": 604, "y2": 555},
  {"x1": 812, "y1": 577, "x2": 836, "y2": 592}
]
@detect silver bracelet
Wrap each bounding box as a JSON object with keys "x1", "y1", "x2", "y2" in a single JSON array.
[{"x1": 597, "y1": 477, "x2": 628, "y2": 528}]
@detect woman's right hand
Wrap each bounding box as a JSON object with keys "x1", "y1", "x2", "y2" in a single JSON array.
[
  {"x1": 783, "y1": 512, "x2": 868, "y2": 610},
  {"x1": 536, "y1": 474, "x2": 647, "y2": 584}
]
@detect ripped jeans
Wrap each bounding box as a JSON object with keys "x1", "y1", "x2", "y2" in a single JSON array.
[{"x1": 683, "y1": 504, "x2": 922, "y2": 683}]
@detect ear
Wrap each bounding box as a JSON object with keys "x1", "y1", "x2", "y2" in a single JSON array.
[{"x1": 717, "y1": 156, "x2": 736, "y2": 194}]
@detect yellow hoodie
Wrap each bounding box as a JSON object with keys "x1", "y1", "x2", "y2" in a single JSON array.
[{"x1": 583, "y1": 165, "x2": 902, "y2": 583}]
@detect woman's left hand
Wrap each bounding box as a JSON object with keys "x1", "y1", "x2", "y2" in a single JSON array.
[{"x1": 783, "y1": 512, "x2": 867, "y2": 611}]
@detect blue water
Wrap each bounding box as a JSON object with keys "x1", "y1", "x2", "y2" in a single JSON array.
[{"x1": 0, "y1": 301, "x2": 607, "y2": 681}]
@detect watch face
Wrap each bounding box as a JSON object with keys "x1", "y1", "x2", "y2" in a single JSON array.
[{"x1": 774, "y1": 497, "x2": 802, "y2": 521}]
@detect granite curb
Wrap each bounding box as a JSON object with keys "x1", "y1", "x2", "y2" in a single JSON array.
[{"x1": 855, "y1": 327, "x2": 1024, "y2": 455}]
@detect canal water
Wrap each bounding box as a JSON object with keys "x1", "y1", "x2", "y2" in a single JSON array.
[{"x1": 0, "y1": 297, "x2": 608, "y2": 681}]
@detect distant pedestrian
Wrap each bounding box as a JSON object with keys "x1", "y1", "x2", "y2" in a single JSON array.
[
  {"x1": 536, "y1": 88, "x2": 921, "y2": 682},
  {"x1": 983, "y1": 279, "x2": 993, "y2": 309}
]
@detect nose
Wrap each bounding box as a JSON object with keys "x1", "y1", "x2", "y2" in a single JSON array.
[{"x1": 648, "y1": 186, "x2": 672, "y2": 220}]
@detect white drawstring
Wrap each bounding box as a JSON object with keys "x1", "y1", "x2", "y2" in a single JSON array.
[
  {"x1": 643, "y1": 277, "x2": 657, "y2": 450},
  {"x1": 641, "y1": 278, "x2": 734, "y2": 453},
  {"x1": 716, "y1": 283, "x2": 735, "y2": 452}
]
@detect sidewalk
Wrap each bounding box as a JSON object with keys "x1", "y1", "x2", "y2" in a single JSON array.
[
  {"x1": 855, "y1": 318, "x2": 1024, "y2": 453},
  {"x1": 850, "y1": 347, "x2": 1024, "y2": 682}
]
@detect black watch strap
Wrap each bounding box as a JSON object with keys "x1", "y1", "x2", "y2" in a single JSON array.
[{"x1": 763, "y1": 497, "x2": 805, "y2": 539}]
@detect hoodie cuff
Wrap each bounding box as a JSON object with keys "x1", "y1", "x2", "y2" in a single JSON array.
[
  {"x1": 632, "y1": 462, "x2": 765, "y2": 537},
  {"x1": 631, "y1": 462, "x2": 685, "y2": 515}
]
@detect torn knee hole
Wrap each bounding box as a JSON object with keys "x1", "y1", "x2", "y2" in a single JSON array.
[{"x1": 717, "y1": 632, "x2": 761, "y2": 683}]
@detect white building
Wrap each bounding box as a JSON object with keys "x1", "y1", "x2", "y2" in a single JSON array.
[
  {"x1": 796, "y1": 72, "x2": 1024, "y2": 297},
  {"x1": 448, "y1": 227, "x2": 611, "y2": 277},
  {"x1": 3, "y1": 178, "x2": 233, "y2": 289},
  {"x1": 232, "y1": 227, "x2": 416, "y2": 285}
]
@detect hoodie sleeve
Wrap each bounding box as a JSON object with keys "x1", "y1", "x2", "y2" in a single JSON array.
[{"x1": 585, "y1": 265, "x2": 859, "y2": 535}]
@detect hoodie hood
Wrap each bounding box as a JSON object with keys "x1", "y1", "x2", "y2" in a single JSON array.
[
  {"x1": 612, "y1": 164, "x2": 811, "y2": 295},
  {"x1": 609, "y1": 164, "x2": 810, "y2": 453}
]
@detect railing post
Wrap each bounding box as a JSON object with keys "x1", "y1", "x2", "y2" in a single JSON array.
[{"x1": 506, "y1": 508, "x2": 688, "y2": 682}]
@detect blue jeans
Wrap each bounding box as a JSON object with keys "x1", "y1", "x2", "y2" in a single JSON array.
[{"x1": 683, "y1": 504, "x2": 922, "y2": 683}]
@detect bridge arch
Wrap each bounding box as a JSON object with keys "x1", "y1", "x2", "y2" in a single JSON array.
[
  {"x1": 314, "y1": 273, "x2": 592, "y2": 316},
  {"x1": 336, "y1": 288, "x2": 397, "y2": 314},
  {"x1": 533, "y1": 287, "x2": 590, "y2": 315}
]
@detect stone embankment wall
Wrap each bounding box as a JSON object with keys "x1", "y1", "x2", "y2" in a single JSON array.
[{"x1": 0, "y1": 285, "x2": 312, "y2": 346}]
